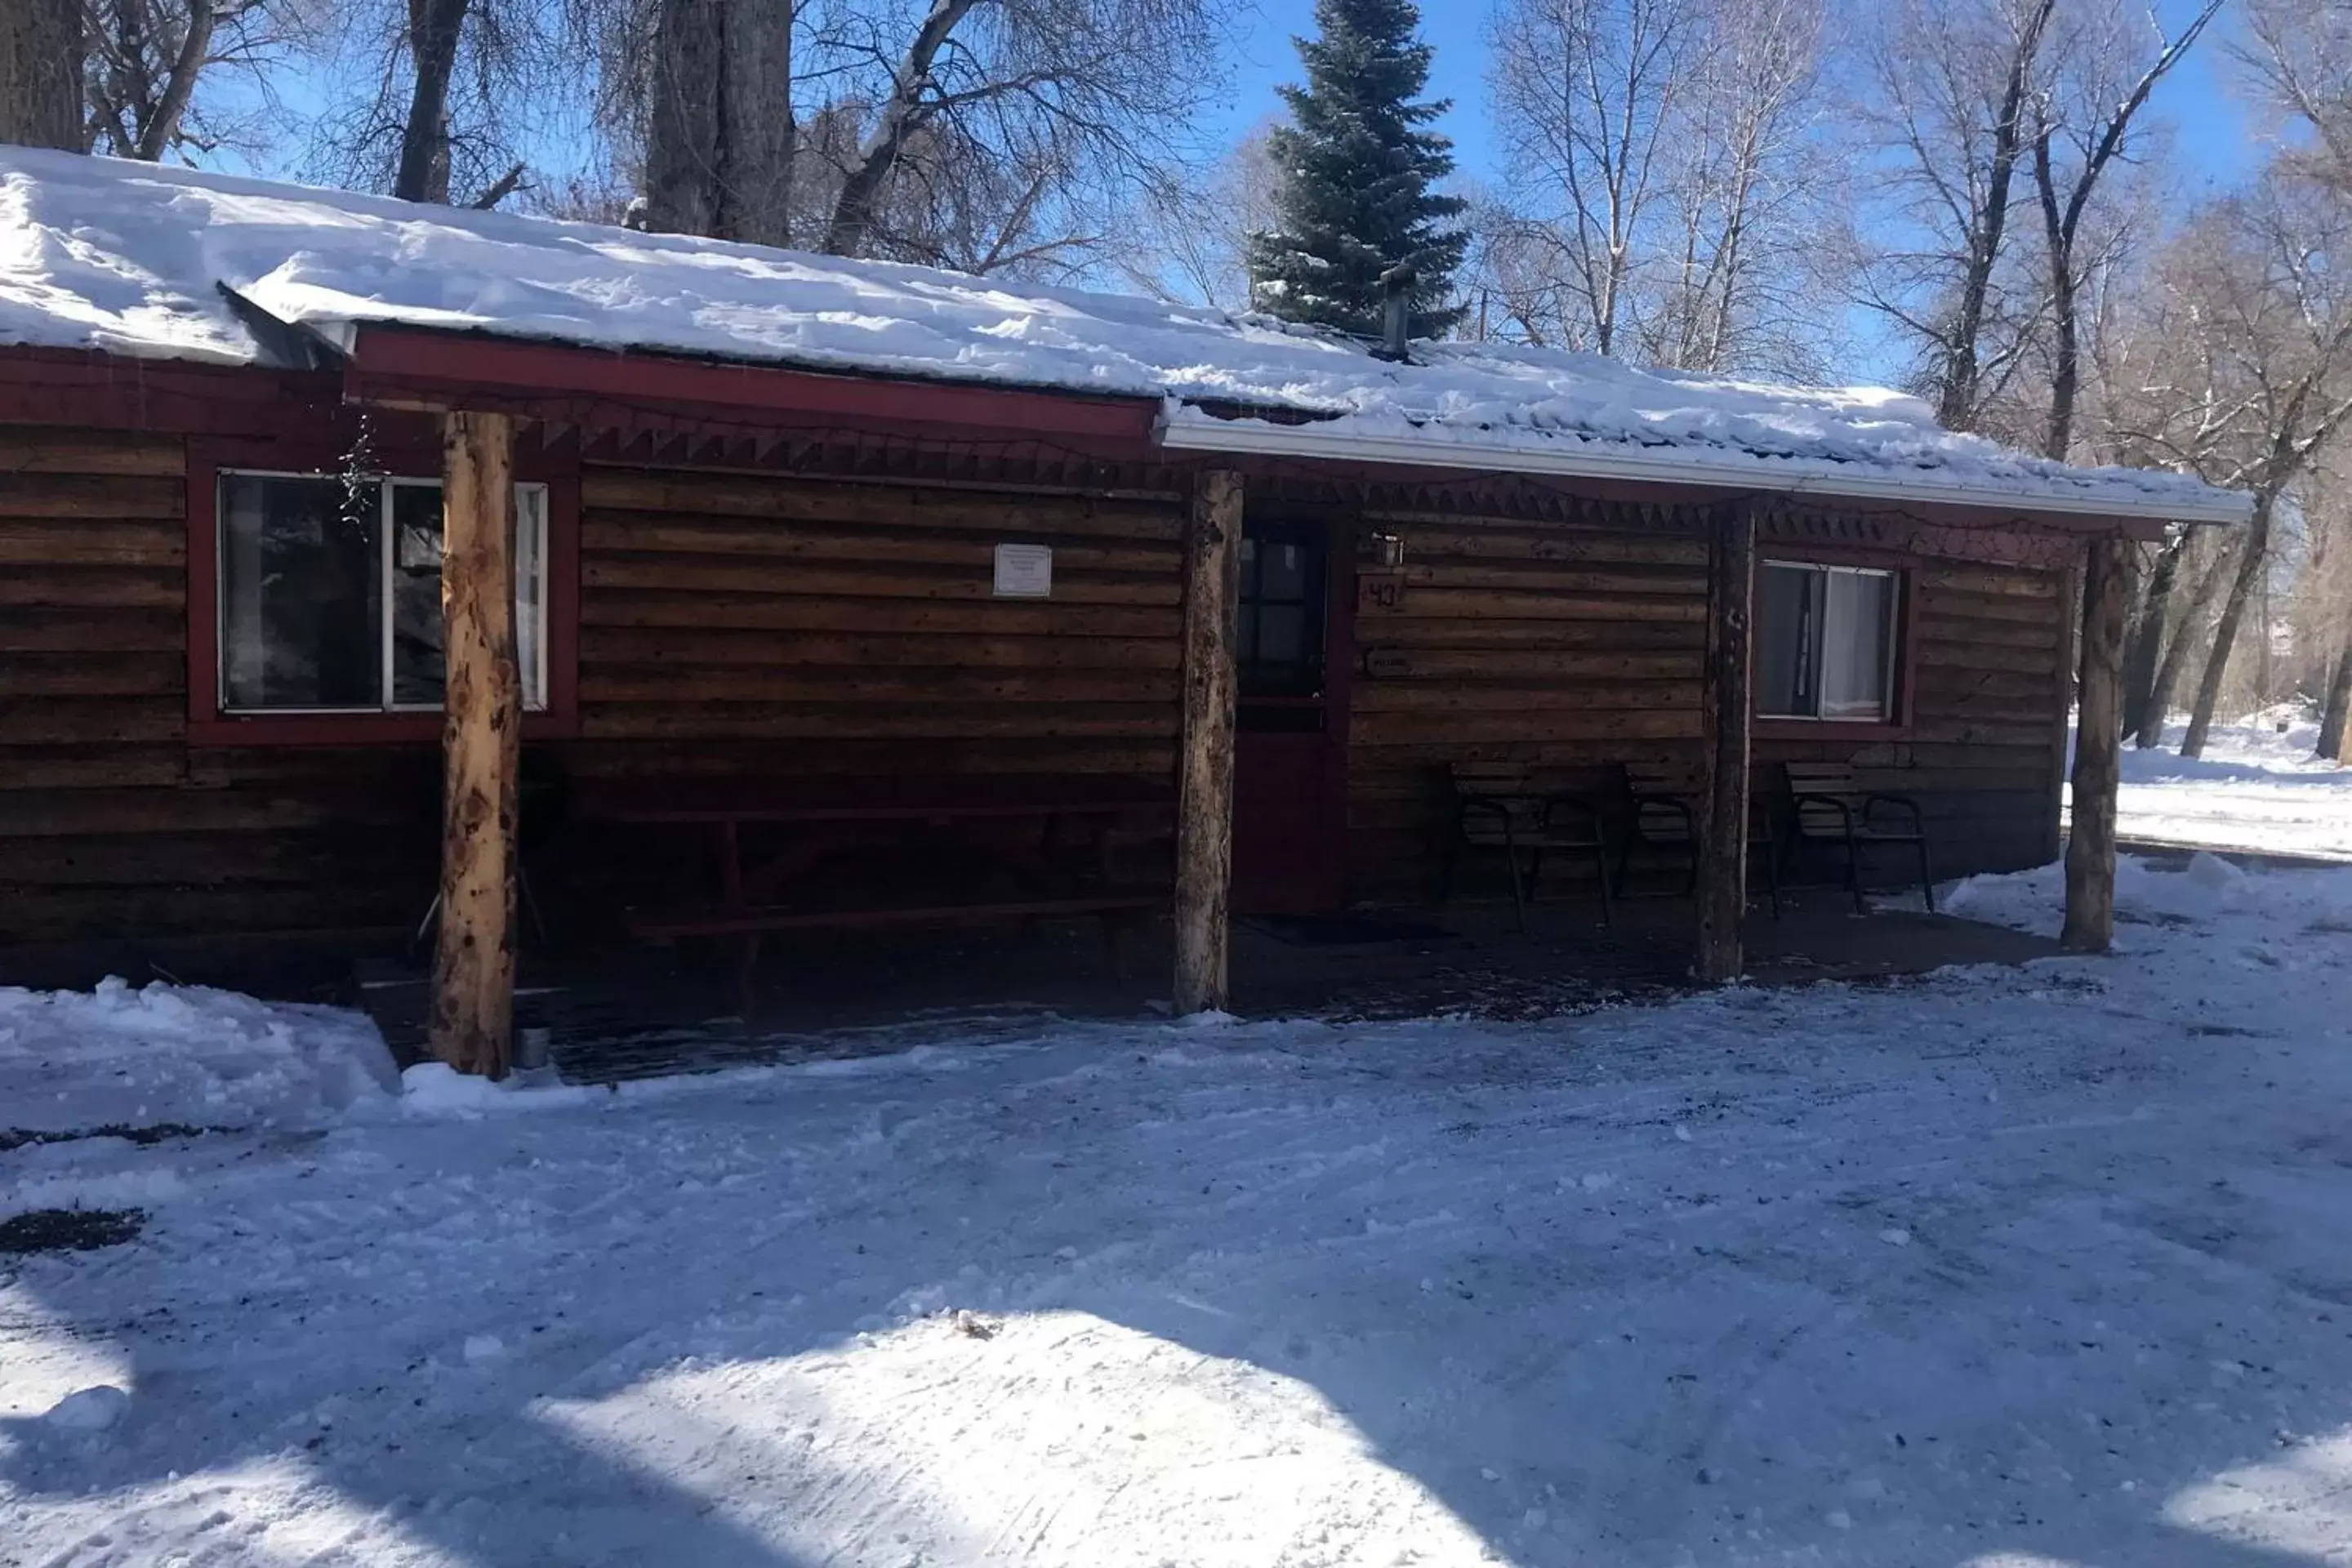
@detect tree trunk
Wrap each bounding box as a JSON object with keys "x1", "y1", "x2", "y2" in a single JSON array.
[
  {"x1": 1172, "y1": 468, "x2": 1241, "y2": 1017},
  {"x1": 2062, "y1": 536, "x2": 2134, "y2": 953},
  {"x1": 430, "y1": 411, "x2": 521, "y2": 1078},
  {"x1": 823, "y1": 0, "x2": 975, "y2": 257},
  {"x1": 715, "y1": 0, "x2": 792, "y2": 245},
  {"x1": 643, "y1": 0, "x2": 723, "y2": 236},
  {"x1": 2120, "y1": 535, "x2": 2183, "y2": 742},
  {"x1": 2181, "y1": 494, "x2": 2275, "y2": 760},
  {"x1": 0, "y1": 0, "x2": 83, "y2": 150},
  {"x1": 2319, "y1": 641, "x2": 2352, "y2": 763},
  {"x1": 1695, "y1": 501, "x2": 1756, "y2": 983},
  {"x1": 643, "y1": 0, "x2": 795, "y2": 243},
  {"x1": 1936, "y1": 0, "x2": 2056, "y2": 433},
  {"x1": 2137, "y1": 544, "x2": 2231, "y2": 749},
  {"x1": 133, "y1": 0, "x2": 214, "y2": 159},
  {"x1": 393, "y1": 0, "x2": 470, "y2": 203}
]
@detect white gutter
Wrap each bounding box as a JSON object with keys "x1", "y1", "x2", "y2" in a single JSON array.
[{"x1": 1159, "y1": 412, "x2": 2252, "y2": 527}]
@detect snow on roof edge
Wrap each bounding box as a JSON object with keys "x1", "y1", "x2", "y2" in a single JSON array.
[
  {"x1": 1161, "y1": 404, "x2": 2254, "y2": 525},
  {"x1": 0, "y1": 147, "x2": 2251, "y2": 526}
]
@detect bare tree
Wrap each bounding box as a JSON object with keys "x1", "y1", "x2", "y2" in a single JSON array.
[
  {"x1": 1486, "y1": 0, "x2": 1699, "y2": 358},
  {"x1": 806, "y1": 0, "x2": 1221, "y2": 261},
  {"x1": 1480, "y1": 0, "x2": 1833, "y2": 374},
  {"x1": 2028, "y1": 0, "x2": 2220, "y2": 460},
  {"x1": 2237, "y1": 0, "x2": 2352, "y2": 195},
  {"x1": 1122, "y1": 125, "x2": 1280, "y2": 310},
  {"x1": 1642, "y1": 0, "x2": 1830, "y2": 373},
  {"x1": 392, "y1": 0, "x2": 469, "y2": 200},
  {"x1": 1850, "y1": 0, "x2": 2058, "y2": 434},
  {"x1": 2, "y1": 0, "x2": 85, "y2": 149},
  {"x1": 2107, "y1": 172, "x2": 2352, "y2": 759},
  {"x1": 85, "y1": 0, "x2": 305, "y2": 162},
  {"x1": 305, "y1": 0, "x2": 569, "y2": 207}
]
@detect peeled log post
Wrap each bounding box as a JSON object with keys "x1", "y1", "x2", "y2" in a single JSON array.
[
  {"x1": 1173, "y1": 468, "x2": 1241, "y2": 1016},
  {"x1": 2061, "y1": 535, "x2": 2135, "y2": 953},
  {"x1": 1694, "y1": 501, "x2": 1757, "y2": 984},
  {"x1": 430, "y1": 412, "x2": 522, "y2": 1076}
]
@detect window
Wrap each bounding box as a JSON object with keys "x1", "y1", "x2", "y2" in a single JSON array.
[
  {"x1": 218, "y1": 472, "x2": 547, "y2": 714},
  {"x1": 1757, "y1": 561, "x2": 1901, "y2": 722},
  {"x1": 1237, "y1": 531, "x2": 1326, "y2": 699}
]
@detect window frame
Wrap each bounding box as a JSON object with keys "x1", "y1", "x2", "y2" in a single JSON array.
[
  {"x1": 1752, "y1": 554, "x2": 1915, "y2": 739},
  {"x1": 187, "y1": 439, "x2": 579, "y2": 746}
]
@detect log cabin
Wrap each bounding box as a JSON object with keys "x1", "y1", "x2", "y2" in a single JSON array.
[{"x1": 0, "y1": 149, "x2": 2248, "y2": 1069}]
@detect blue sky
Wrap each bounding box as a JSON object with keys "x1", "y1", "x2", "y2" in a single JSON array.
[
  {"x1": 1201, "y1": 0, "x2": 2269, "y2": 194},
  {"x1": 1186, "y1": 0, "x2": 2270, "y2": 379}
]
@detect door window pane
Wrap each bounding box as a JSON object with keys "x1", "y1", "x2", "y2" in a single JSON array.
[
  {"x1": 220, "y1": 475, "x2": 380, "y2": 710},
  {"x1": 1236, "y1": 528, "x2": 1325, "y2": 699},
  {"x1": 390, "y1": 482, "x2": 446, "y2": 706}
]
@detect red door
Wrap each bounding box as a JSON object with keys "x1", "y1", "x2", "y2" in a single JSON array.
[{"x1": 1232, "y1": 519, "x2": 1353, "y2": 914}]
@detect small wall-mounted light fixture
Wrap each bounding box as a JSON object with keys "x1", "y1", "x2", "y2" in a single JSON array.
[{"x1": 1365, "y1": 531, "x2": 1406, "y2": 569}]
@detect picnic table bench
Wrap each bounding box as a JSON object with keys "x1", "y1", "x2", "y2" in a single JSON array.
[{"x1": 573, "y1": 773, "x2": 1174, "y2": 1009}]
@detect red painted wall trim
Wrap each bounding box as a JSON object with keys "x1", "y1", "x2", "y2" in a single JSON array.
[
  {"x1": 345, "y1": 326, "x2": 1165, "y2": 447},
  {"x1": 0, "y1": 348, "x2": 338, "y2": 434},
  {"x1": 185, "y1": 430, "x2": 583, "y2": 746}
]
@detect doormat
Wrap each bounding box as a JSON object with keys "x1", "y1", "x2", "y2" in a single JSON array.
[{"x1": 1245, "y1": 913, "x2": 1456, "y2": 947}]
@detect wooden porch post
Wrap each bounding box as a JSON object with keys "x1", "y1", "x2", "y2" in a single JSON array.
[
  {"x1": 1695, "y1": 500, "x2": 1757, "y2": 984},
  {"x1": 430, "y1": 411, "x2": 522, "y2": 1077},
  {"x1": 2062, "y1": 534, "x2": 2136, "y2": 952},
  {"x1": 1174, "y1": 467, "x2": 1242, "y2": 1015}
]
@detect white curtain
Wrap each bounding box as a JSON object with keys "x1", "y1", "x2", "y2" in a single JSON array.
[{"x1": 1819, "y1": 570, "x2": 1893, "y2": 719}]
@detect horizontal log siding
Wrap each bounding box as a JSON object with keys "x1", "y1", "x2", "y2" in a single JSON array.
[
  {"x1": 0, "y1": 431, "x2": 437, "y2": 943},
  {"x1": 569, "y1": 468, "x2": 1186, "y2": 780},
  {"x1": 1346, "y1": 519, "x2": 2071, "y2": 905},
  {"x1": 1756, "y1": 557, "x2": 2069, "y2": 881},
  {"x1": 1346, "y1": 513, "x2": 1713, "y2": 903}
]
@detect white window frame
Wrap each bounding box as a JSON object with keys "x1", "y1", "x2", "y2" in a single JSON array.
[
  {"x1": 216, "y1": 469, "x2": 549, "y2": 716},
  {"x1": 1757, "y1": 559, "x2": 1903, "y2": 724}
]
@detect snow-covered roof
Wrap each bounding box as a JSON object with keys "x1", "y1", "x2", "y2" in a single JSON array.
[{"x1": 0, "y1": 148, "x2": 2247, "y2": 523}]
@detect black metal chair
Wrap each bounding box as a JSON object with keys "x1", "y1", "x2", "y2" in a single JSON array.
[
  {"x1": 1779, "y1": 762, "x2": 1934, "y2": 914},
  {"x1": 1438, "y1": 761, "x2": 1612, "y2": 932},
  {"x1": 1612, "y1": 761, "x2": 1781, "y2": 917}
]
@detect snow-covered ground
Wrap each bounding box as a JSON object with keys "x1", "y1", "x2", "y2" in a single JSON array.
[
  {"x1": 2115, "y1": 710, "x2": 2352, "y2": 859},
  {"x1": 11, "y1": 858, "x2": 2352, "y2": 1565}
]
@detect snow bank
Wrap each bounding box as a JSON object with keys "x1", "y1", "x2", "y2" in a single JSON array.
[
  {"x1": 0, "y1": 147, "x2": 2238, "y2": 519},
  {"x1": 1943, "y1": 850, "x2": 2352, "y2": 946},
  {"x1": 2098, "y1": 712, "x2": 2352, "y2": 858},
  {"x1": 0, "y1": 978, "x2": 399, "y2": 1135}
]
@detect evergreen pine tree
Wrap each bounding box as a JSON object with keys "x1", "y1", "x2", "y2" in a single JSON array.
[{"x1": 1245, "y1": 0, "x2": 1468, "y2": 340}]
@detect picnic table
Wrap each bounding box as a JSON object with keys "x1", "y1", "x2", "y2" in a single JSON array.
[{"x1": 572, "y1": 773, "x2": 1174, "y2": 1008}]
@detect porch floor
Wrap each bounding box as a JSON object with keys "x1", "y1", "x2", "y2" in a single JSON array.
[{"x1": 332, "y1": 885, "x2": 2061, "y2": 1083}]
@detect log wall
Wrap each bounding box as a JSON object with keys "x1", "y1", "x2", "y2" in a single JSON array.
[
  {"x1": 1343, "y1": 504, "x2": 2074, "y2": 905},
  {"x1": 564, "y1": 467, "x2": 1184, "y2": 780},
  {"x1": 1345, "y1": 507, "x2": 1714, "y2": 902},
  {"x1": 0, "y1": 421, "x2": 2073, "y2": 951},
  {"x1": 0, "y1": 441, "x2": 1187, "y2": 949}
]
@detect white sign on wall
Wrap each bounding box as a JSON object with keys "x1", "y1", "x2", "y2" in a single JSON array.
[{"x1": 993, "y1": 542, "x2": 1054, "y2": 599}]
